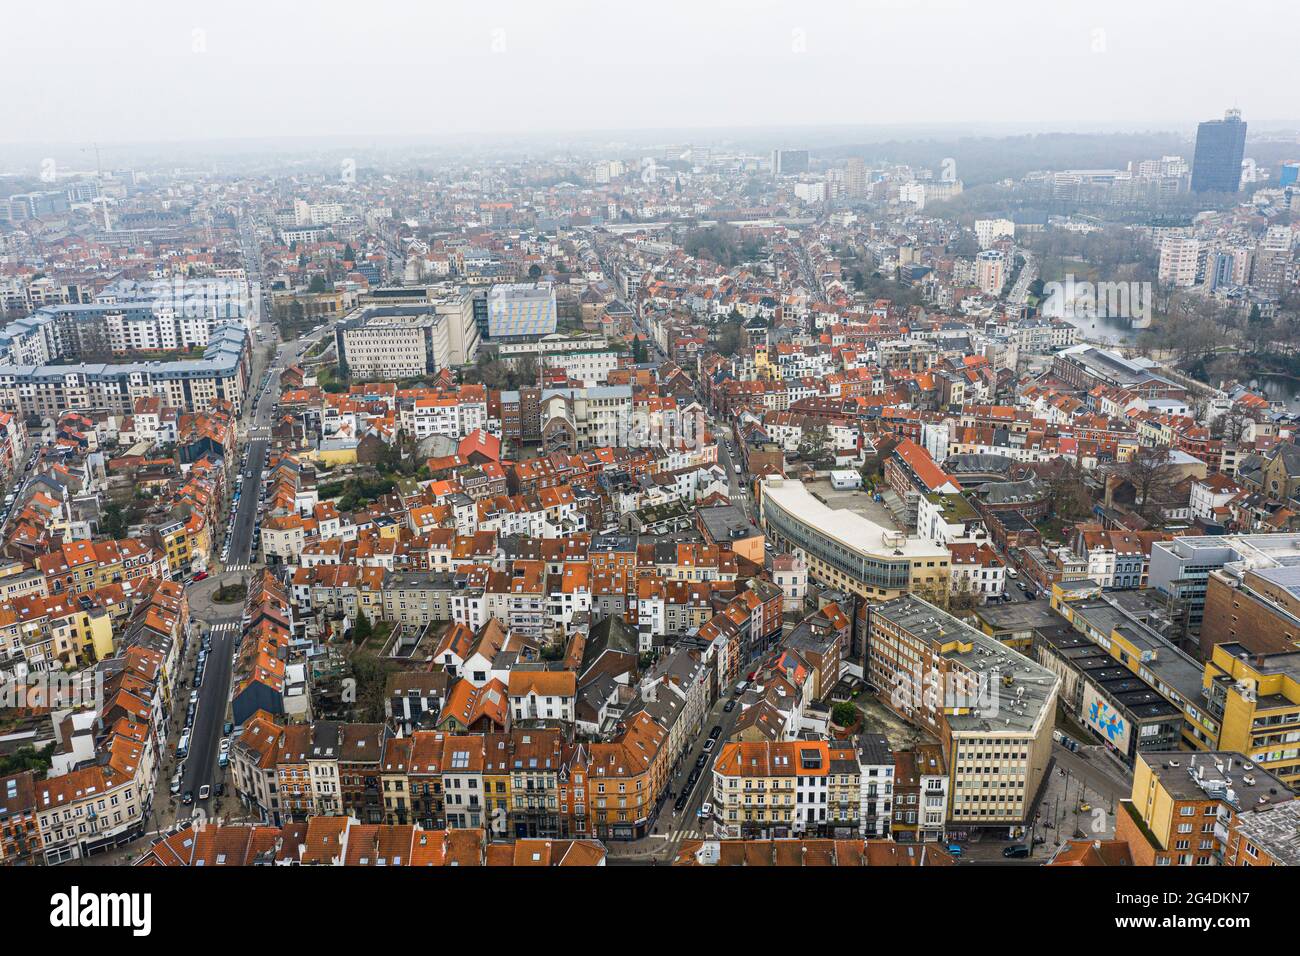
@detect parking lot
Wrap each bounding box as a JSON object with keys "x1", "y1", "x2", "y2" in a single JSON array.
[{"x1": 803, "y1": 478, "x2": 903, "y2": 531}]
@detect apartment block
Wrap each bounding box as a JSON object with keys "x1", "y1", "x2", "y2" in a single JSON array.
[{"x1": 867, "y1": 594, "x2": 1058, "y2": 836}]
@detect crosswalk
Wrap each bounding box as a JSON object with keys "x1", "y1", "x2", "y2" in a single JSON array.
[
  {"x1": 666, "y1": 825, "x2": 703, "y2": 842},
  {"x1": 224, "y1": 564, "x2": 251, "y2": 572},
  {"x1": 207, "y1": 621, "x2": 240, "y2": 634}
]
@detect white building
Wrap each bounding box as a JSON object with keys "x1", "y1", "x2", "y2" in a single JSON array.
[
  {"x1": 974, "y1": 218, "x2": 1014, "y2": 249},
  {"x1": 771, "y1": 552, "x2": 808, "y2": 612},
  {"x1": 336, "y1": 306, "x2": 449, "y2": 380},
  {"x1": 857, "y1": 734, "x2": 895, "y2": 838},
  {"x1": 1158, "y1": 237, "x2": 1205, "y2": 287}
]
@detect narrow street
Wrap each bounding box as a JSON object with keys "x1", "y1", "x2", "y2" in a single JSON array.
[{"x1": 606, "y1": 688, "x2": 744, "y2": 864}]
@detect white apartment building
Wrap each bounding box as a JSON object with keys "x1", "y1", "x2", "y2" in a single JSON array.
[
  {"x1": 974, "y1": 218, "x2": 1014, "y2": 248},
  {"x1": 1158, "y1": 237, "x2": 1205, "y2": 287},
  {"x1": 336, "y1": 307, "x2": 449, "y2": 380}
]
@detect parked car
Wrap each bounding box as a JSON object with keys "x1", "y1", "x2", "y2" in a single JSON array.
[
  {"x1": 945, "y1": 843, "x2": 963, "y2": 857},
  {"x1": 198, "y1": 784, "x2": 211, "y2": 801},
  {"x1": 695, "y1": 753, "x2": 707, "y2": 770},
  {"x1": 723, "y1": 699, "x2": 736, "y2": 713},
  {"x1": 1002, "y1": 843, "x2": 1030, "y2": 859},
  {"x1": 170, "y1": 773, "x2": 182, "y2": 795},
  {"x1": 182, "y1": 790, "x2": 194, "y2": 805},
  {"x1": 703, "y1": 738, "x2": 716, "y2": 753},
  {"x1": 193, "y1": 571, "x2": 208, "y2": 581},
  {"x1": 708, "y1": 725, "x2": 722, "y2": 740},
  {"x1": 697, "y1": 802, "x2": 713, "y2": 819}
]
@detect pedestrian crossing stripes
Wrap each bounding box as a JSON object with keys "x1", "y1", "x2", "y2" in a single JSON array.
[
  {"x1": 224, "y1": 564, "x2": 250, "y2": 572},
  {"x1": 207, "y1": 622, "x2": 240, "y2": 634},
  {"x1": 669, "y1": 827, "x2": 702, "y2": 842}
]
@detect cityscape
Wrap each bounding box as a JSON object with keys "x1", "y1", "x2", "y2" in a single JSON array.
[{"x1": 0, "y1": 1, "x2": 1297, "y2": 926}]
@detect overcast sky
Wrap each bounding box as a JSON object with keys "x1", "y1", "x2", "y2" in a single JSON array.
[{"x1": 1, "y1": 0, "x2": 1296, "y2": 146}]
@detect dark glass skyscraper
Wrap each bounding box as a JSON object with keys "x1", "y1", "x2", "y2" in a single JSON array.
[{"x1": 1191, "y1": 109, "x2": 1247, "y2": 193}]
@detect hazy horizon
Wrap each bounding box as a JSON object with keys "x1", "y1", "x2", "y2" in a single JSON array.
[{"x1": 2, "y1": 0, "x2": 1298, "y2": 151}]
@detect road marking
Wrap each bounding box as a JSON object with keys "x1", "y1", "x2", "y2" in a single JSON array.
[{"x1": 223, "y1": 564, "x2": 250, "y2": 572}]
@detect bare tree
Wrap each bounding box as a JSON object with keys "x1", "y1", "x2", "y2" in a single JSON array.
[
  {"x1": 1047, "y1": 459, "x2": 1094, "y2": 523},
  {"x1": 1120, "y1": 444, "x2": 1179, "y2": 520},
  {"x1": 1213, "y1": 406, "x2": 1256, "y2": 444}
]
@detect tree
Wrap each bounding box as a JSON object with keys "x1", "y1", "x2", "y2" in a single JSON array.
[
  {"x1": 348, "y1": 652, "x2": 394, "y2": 722},
  {"x1": 351, "y1": 612, "x2": 374, "y2": 645},
  {"x1": 797, "y1": 424, "x2": 832, "y2": 464},
  {"x1": 1119, "y1": 444, "x2": 1178, "y2": 520},
  {"x1": 948, "y1": 575, "x2": 982, "y2": 615},
  {"x1": 527, "y1": 263, "x2": 542, "y2": 280},
  {"x1": 715, "y1": 319, "x2": 744, "y2": 356},
  {"x1": 1213, "y1": 406, "x2": 1256, "y2": 444},
  {"x1": 632, "y1": 337, "x2": 648, "y2": 364},
  {"x1": 308, "y1": 275, "x2": 329, "y2": 294},
  {"x1": 343, "y1": 243, "x2": 356, "y2": 264},
  {"x1": 101, "y1": 502, "x2": 127, "y2": 539},
  {"x1": 831, "y1": 702, "x2": 859, "y2": 728},
  {"x1": 1046, "y1": 460, "x2": 1094, "y2": 523},
  {"x1": 0, "y1": 742, "x2": 55, "y2": 778}
]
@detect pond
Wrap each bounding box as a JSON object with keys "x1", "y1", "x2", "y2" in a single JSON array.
[
  {"x1": 1058, "y1": 312, "x2": 1141, "y2": 346},
  {"x1": 1247, "y1": 373, "x2": 1300, "y2": 413}
]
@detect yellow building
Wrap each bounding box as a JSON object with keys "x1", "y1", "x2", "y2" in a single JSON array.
[
  {"x1": 711, "y1": 740, "x2": 800, "y2": 838},
  {"x1": 1117, "y1": 749, "x2": 1294, "y2": 866},
  {"x1": 53, "y1": 597, "x2": 116, "y2": 663},
  {"x1": 1052, "y1": 582, "x2": 1221, "y2": 752},
  {"x1": 1202, "y1": 644, "x2": 1300, "y2": 788},
  {"x1": 159, "y1": 520, "x2": 196, "y2": 577},
  {"x1": 311, "y1": 445, "x2": 359, "y2": 468}
]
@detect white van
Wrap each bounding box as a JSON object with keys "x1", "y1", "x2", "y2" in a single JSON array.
[{"x1": 176, "y1": 732, "x2": 191, "y2": 759}]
